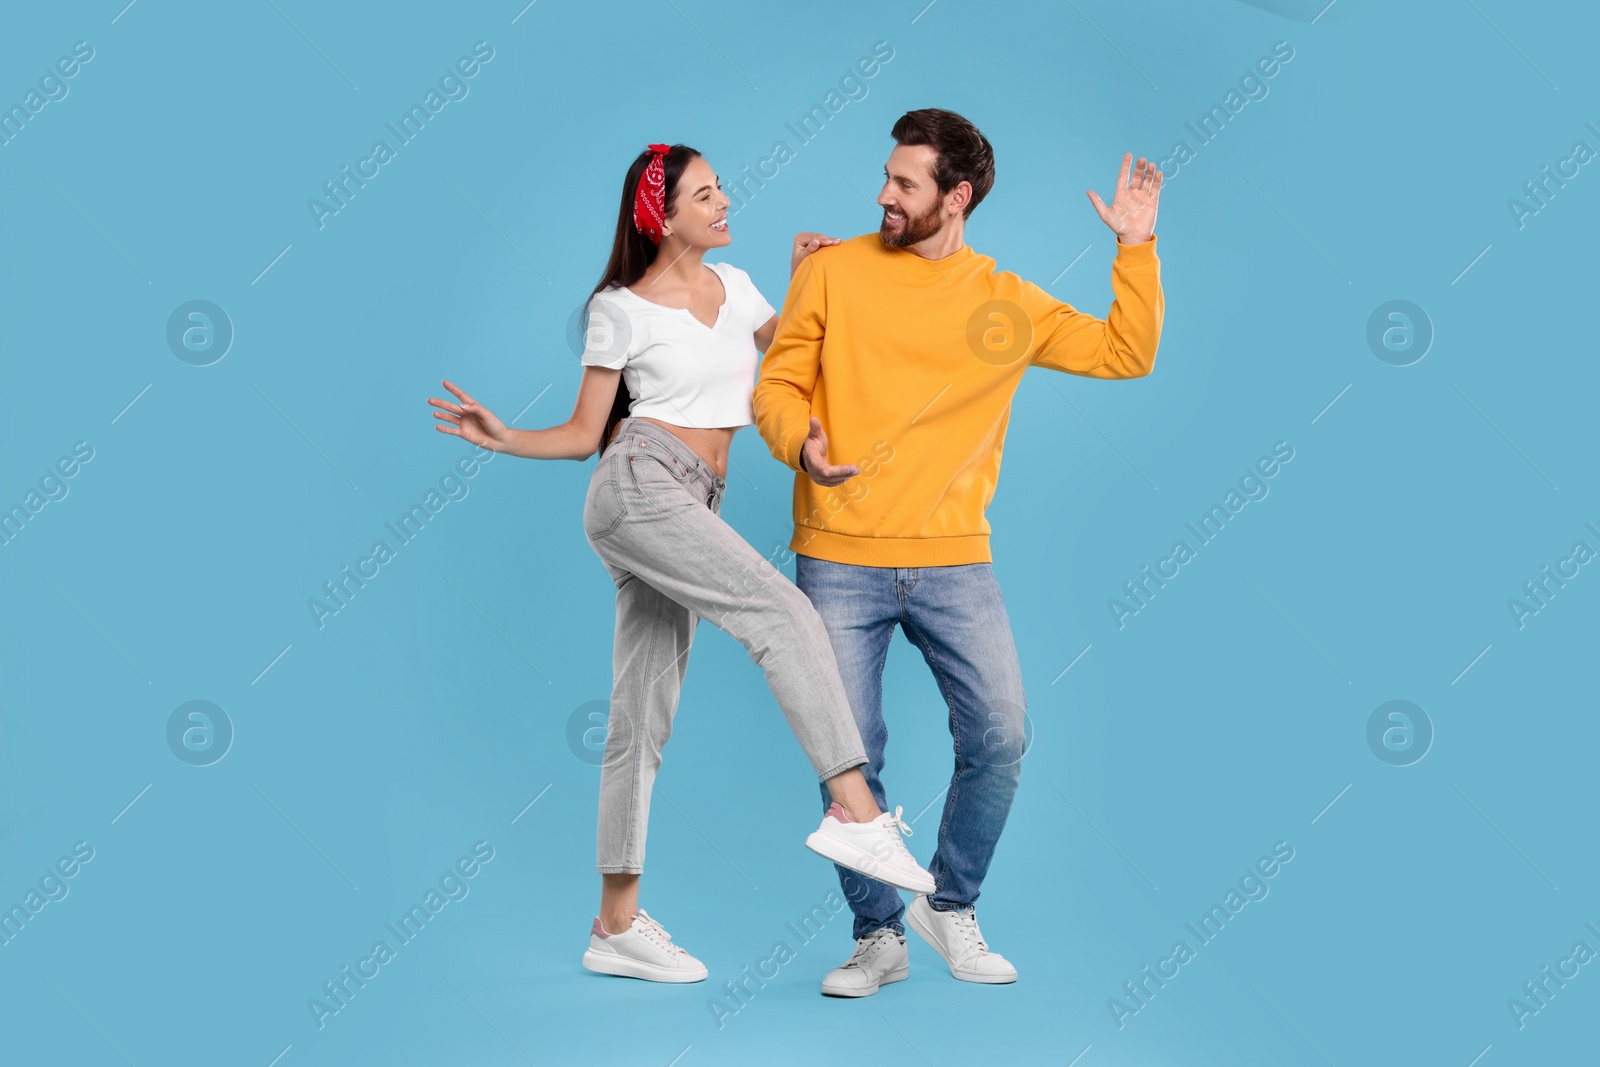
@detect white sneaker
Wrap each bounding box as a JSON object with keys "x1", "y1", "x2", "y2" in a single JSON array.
[
  {"x1": 805, "y1": 803, "x2": 936, "y2": 894},
  {"x1": 820, "y1": 927, "x2": 909, "y2": 997},
  {"x1": 580, "y1": 909, "x2": 708, "y2": 983},
  {"x1": 905, "y1": 894, "x2": 1017, "y2": 984}
]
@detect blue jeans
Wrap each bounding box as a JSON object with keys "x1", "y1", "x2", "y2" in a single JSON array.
[{"x1": 794, "y1": 555, "x2": 1027, "y2": 939}]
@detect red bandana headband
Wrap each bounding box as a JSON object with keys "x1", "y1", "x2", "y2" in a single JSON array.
[{"x1": 631, "y1": 143, "x2": 672, "y2": 245}]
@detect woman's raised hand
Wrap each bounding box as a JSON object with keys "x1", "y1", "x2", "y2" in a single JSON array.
[{"x1": 430, "y1": 379, "x2": 512, "y2": 452}]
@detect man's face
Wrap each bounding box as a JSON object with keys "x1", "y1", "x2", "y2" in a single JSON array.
[{"x1": 876, "y1": 143, "x2": 949, "y2": 248}]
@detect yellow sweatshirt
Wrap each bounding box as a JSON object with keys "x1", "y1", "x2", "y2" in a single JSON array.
[{"x1": 752, "y1": 232, "x2": 1163, "y2": 567}]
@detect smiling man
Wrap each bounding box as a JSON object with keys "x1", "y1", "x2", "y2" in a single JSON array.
[{"x1": 753, "y1": 107, "x2": 1166, "y2": 997}]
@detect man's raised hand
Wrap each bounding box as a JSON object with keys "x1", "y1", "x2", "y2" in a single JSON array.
[{"x1": 1087, "y1": 153, "x2": 1162, "y2": 245}]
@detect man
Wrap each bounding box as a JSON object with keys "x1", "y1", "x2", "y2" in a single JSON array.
[{"x1": 752, "y1": 108, "x2": 1165, "y2": 996}]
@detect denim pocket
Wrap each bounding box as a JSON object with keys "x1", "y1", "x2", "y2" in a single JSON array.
[
  {"x1": 627, "y1": 443, "x2": 691, "y2": 487},
  {"x1": 584, "y1": 458, "x2": 627, "y2": 540}
]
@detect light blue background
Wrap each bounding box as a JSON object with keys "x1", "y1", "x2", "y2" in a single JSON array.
[{"x1": 2, "y1": 1, "x2": 1596, "y2": 1064}]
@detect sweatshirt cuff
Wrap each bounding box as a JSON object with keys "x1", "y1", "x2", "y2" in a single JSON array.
[
  {"x1": 1115, "y1": 233, "x2": 1158, "y2": 259},
  {"x1": 782, "y1": 426, "x2": 808, "y2": 473}
]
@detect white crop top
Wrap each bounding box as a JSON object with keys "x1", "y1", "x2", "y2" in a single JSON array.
[{"x1": 579, "y1": 260, "x2": 778, "y2": 429}]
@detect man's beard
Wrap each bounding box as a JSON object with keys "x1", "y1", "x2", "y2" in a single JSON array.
[{"x1": 878, "y1": 202, "x2": 943, "y2": 248}]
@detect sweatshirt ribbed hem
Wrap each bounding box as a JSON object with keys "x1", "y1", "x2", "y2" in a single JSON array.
[{"x1": 790, "y1": 527, "x2": 992, "y2": 567}]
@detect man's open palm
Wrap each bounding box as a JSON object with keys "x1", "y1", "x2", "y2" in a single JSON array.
[
  {"x1": 800, "y1": 417, "x2": 860, "y2": 487},
  {"x1": 1087, "y1": 152, "x2": 1162, "y2": 245}
]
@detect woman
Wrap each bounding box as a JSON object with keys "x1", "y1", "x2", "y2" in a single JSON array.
[{"x1": 428, "y1": 144, "x2": 933, "y2": 984}]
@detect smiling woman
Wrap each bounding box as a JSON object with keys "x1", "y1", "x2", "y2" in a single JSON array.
[
  {"x1": 580, "y1": 147, "x2": 752, "y2": 469},
  {"x1": 426, "y1": 141, "x2": 936, "y2": 988}
]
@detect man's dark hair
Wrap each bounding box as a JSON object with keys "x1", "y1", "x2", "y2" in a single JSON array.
[{"x1": 889, "y1": 108, "x2": 995, "y2": 218}]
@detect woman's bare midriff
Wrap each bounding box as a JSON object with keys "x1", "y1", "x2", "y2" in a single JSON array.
[{"x1": 611, "y1": 417, "x2": 736, "y2": 481}]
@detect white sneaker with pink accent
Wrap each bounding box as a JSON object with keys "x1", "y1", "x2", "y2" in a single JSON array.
[
  {"x1": 805, "y1": 802, "x2": 936, "y2": 894},
  {"x1": 581, "y1": 909, "x2": 708, "y2": 983}
]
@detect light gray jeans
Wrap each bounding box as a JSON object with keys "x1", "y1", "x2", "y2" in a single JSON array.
[{"x1": 583, "y1": 416, "x2": 869, "y2": 874}]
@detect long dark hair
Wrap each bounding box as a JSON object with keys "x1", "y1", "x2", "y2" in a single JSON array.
[{"x1": 589, "y1": 144, "x2": 701, "y2": 452}]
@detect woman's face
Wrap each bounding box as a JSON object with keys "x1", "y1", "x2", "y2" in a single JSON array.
[{"x1": 663, "y1": 155, "x2": 731, "y2": 249}]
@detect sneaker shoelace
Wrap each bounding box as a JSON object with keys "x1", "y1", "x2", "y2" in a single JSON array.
[
  {"x1": 879, "y1": 805, "x2": 920, "y2": 858},
  {"x1": 947, "y1": 907, "x2": 990, "y2": 957},
  {"x1": 843, "y1": 928, "x2": 899, "y2": 970},
  {"x1": 632, "y1": 909, "x2": 686, "y2": 955}
]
